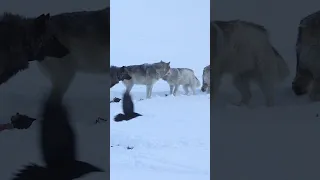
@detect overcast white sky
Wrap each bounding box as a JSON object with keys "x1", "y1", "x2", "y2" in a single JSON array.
[{"x1": 110, "y1": 0, "x2": 210, "y2": 73}]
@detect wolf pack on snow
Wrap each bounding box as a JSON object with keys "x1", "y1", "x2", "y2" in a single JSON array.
[{"x1": 0, "y1": 4, "x2": 320, "y2": 179}]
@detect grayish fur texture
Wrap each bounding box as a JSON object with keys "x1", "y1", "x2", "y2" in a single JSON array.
[
  {"x1": 0, "y1": 12, "x2": 68, "y2": 85},
  {"x1": 122, "y1": 60, "x2": 171, "y2": 99},
  {"x1": 211, "y1": 20, "x2": 289, "y2": 106},
  {"x1": 162, "y1": 68, "x2": 200, "y2": 96},
  {"x1": 201, "y1": 65, "x2": 210, "y2": 94},
  {"x1": 37, "y1": 7, "x2": 109, "y2": 100},
  {"x1": 110, "y1": 66, "x2": 131, "y2": 88},
  {"x1": 292, "y1": 10, "x2": 320, "y2": 101}
]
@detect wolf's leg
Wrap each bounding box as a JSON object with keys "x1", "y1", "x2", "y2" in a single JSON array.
[
  {"x1": 173, "y1": 85, "x2": 180, "y2": 96},
  {"x1": 206, "y1": 86, "x2": 210, "y2": 94},
  {"x1": 146, "y1": 84, "x2": 154, "y2": 99},
  {"x1": 123, "y1": 79, "x2": 134, "y2": 93},
  {"x1": 309, "y1": 77, "x2": 320, "y2": 101},
  {"x1": 256, "y1": 76, "x2": 275, "y2": 107},
  {"x1": 233, "y1": 74, "x2": 252, "y2": 106},
  {"x1": 191, "y1": 84, "x2": 197, "y2": 95},
  {"x1": 183, "y1": 85, "x2": 189, "y2": 95},
  {"x1": 169, "y1": 85, "x2": 174, "y2": 94}
]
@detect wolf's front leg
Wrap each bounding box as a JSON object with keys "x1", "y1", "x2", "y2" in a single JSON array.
[
  {"x1": 169, "y1": 85, "x2": 174, "y2": 94},
  {"x1": 183, "y1": 85, "x2": 190, "y2": 95},
  {"x1": 173, "y1": 85, "x2": 180, "y2": 96},
  {"x1": 146, "y1": 84, "x2": 154, "y2": 99}
]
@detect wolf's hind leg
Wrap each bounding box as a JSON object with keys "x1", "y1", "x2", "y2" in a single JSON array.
[{"x1": 233, "y1": 74, "x2": 252, "y2": 106}]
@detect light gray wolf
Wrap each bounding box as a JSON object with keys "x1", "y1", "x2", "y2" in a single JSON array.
[
  {"x1": 110, "y1": 66, "x2": 131, "y2": 88},
  {"x1": 37, "y1": 7, "x2": 109, "y2": 100},
  {"x1": 0, "y1": 13, "x2": 70, "y2": 85},
  {"x1": 211, "y1": 20, "x2": 290, "y2": 107},
  {"x1": 292, "y1": 10, "x2": 320, "y2": 101},
  {"x1": 201, "y1": 65, "x2": 210, "y2": 93},
  {"x1": 162, "y1": 68, "x2": 200, "y2": 95},
  {"x1": 114, "y1": 91, "x2": 142, "y2": 122},
  {"x1": 122, "y1": 60, "x2": 171, "y2": 99},
  {"x1": 12, "y1": 93, "x2": 103, "y2": 180}
]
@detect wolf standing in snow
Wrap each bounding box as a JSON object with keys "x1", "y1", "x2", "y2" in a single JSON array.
[
  {"x1": 162, "y1": 68, "x2": 200, "y2": 95},
  {"x1": 122, "y1": 60, "x2": 171, "y2": 99},
  {"x1": 201, "y1": 65, "x2": 210, "y2": 94},
  {"x1": 292, "y1": 11, "x2": 320, "y2": 101},
  {"x1": 211, "y1": 20, "x2": 290, "y2": 106}
]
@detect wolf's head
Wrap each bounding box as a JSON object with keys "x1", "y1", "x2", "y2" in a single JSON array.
[
  {"x1": 154, "y1": 60, "x2": 171, "y2": 78},
  {"x1": 0, "y1": 13, "x2": 69, "y2": 85},
  {"x1": 292, "y1": 68, "x2": 313, "y2": 96}
]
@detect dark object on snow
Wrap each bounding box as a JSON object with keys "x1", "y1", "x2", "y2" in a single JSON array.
[
  {"x1": 95, "y1": 117, "x2": 108, "y2": 124},
  {"x1": 11, "y1": 113, "x2": 36, "y2": 129},
  {"x1": 110, "y1": 97, "x2": 121, "y2": 103},
  {"x1": 114, "y1": 91, "x2": 142, "y2": 122},
  {"x1": 12, "y1": 96, "x2": 103, "y2": 180}
]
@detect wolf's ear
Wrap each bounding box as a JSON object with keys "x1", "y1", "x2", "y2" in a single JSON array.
[
  {"x1": 120, "y1": 66, "x2": 126, "y2": 71},
  {"x1": 167, "y1": 62, "x2": 170, "y2": 65},
  {"x1": 34, "y1": 13, "x2": 50, "y2": 35}
]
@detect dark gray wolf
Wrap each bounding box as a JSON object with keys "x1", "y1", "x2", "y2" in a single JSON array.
[
  {"x1": 37, "y1": 7, "x2": 109, "y2": 100},
  {"x1": 114, "y1": 91, "x2": 142, "y2": 122},
  {"x1": 162, "y1": 68, "x2": 200, "y2": 95},
  {"x1": 110, "y1": 66, "x2": 131, "y2": 88},
  {"x1": 292, "y1": 10, "x2": 320, "y2": 101},
  {"x1": 0, "y1": 13, "x2": 70, "y2": 85},
  {"x1": 211, "y1": 20, "x2": 289, "y2": 106},
  {"x1": 201, "y1": 65, "x2": 210, "y2": 93},
  {"x1": 122, "y1": 60, "x2": 171, "y2": 99},
  {"x1": 12, "y1": 95, "x2": 103, "y2": 180}
]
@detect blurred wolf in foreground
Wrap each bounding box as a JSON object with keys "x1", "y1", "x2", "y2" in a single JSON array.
[
  {"x1": 201, "y1": 65, "x2": 210, "y2": 94},
  {"x1": 0, "y1": 13, "x2": 69, "y2": 85},
  {"x1": 37, "y1": 7, "x2": 109, "y2": 100},
  {"x1": 292, "y1": 10, "x2": 320, "y2": 101},
  {"x1": 211, "y1": 20, "x2": 289, "y2": 106},
  {"x1": 162, "y1": 68, "x2": 200, "y2": 95},
  {"x1": 122, "y1": 61, "x2": 171, "y2": 99}
]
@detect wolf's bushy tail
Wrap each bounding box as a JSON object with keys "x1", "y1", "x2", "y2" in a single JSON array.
[
  {"x1": 194, "y1": 76, "x2": 201, "y2": 87},
  {"x1": 271, "y1": 46, "x2": 290, "y2": 82}
]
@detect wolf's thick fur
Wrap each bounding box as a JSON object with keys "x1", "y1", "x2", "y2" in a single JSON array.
[
  {"x1": 0, "y1": 13, "x2": 69, "y2": 85},
  {"x1": 162, "y1": 68, "x2": 200, "y2": 95},
  {"x1": 37, "y1": 7, "x2": 109, "y2": 99},
  {"x1": 292, "y1": 10, "x2": 320, "y2": 101},
  {"x1": 211, "y1": 20, "x2": 290, "y2": 106},
  {"x1": 122, "y1": 61, "x2": 171, "y2": 99},
  {"x1": 201, "y1": 65, "x2": 210, "y2": 93},
  {"x1": 110, "y1": 66, "x2": 131, "y2": 88}
]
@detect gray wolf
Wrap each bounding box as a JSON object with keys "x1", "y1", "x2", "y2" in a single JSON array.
[
  {"x1": 211, "y1": 20, "x2": 290, "y2": 107},
  {"x1": 122, "y1": 60, "x2": 171, "y2": 99},
  {"x1": 110, "y1": 66, "x2": 131, "y2": 88},
  {"x1": 0, "y1": 13, "x2": 70, "y2": 85},
  {"x1": 13, "y1": 94, "x2": 103, "y2": 180},
  {"x1": 114, "y1": 91, "x2": 142, "y2": 122},
  {"x1": 292, "y1": 10, "x2": 320, "y2": 101},
  {"x1": 162, "y1": 68, "x2": 200, "y2": 95},
  {"x1": 201, "y1": 65, "x2": 210, "y2": 93},
  {"x1": 37, "y1": 7, "x2": 109, "y2": 100}
]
